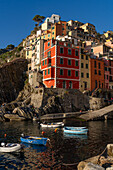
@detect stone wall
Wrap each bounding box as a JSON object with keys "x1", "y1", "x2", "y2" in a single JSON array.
[
  {"x1": 31, "y1": 88, "x2": 89, "y2": 115},
  {"x1": 89, "y1": 97, "x2": 107, "y2": 110}
]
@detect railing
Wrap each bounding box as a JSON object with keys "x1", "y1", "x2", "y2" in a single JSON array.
[{"x1": 48, "y1": 63, "x2": 51, "y2": 67}]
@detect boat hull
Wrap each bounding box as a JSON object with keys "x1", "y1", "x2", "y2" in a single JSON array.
[
  {"x1": 20, "y1": 136, "x2": 48, "y2": 146},
  {"x1": 40, "y1": 122, "x2": 64, "y2": 128},
  {"x1": 63, "y1": 127, "x2": 88, "y2": 135},
  {"x1": 0, "y1": 143, "x2": 21, "y2": 153}
]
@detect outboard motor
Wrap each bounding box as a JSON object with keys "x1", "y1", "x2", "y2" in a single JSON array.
[
  {"x1": 21, "y1": 134, "x2": 25, "y2": 137},
  {"x1": 1, "y1": 142, "x2": 5, "y2": 147}
]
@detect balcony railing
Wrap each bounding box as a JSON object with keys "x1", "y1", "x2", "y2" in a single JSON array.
[{"x1": 48, "y1": 63, "x2": 51, "y2": 67}]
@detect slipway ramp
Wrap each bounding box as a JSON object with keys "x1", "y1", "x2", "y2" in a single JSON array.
[{"x1": 79, "y1": 104, "x2": 113, "y2": 121}]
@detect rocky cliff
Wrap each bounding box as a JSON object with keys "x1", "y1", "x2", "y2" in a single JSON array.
[{"x1": 0, "y1": 58, "x2": 28, "y2": 104}]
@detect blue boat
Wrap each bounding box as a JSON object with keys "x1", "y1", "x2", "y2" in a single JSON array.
[
  {"x1": 20, "y1": 136, "x2": 49, "y2": 146},
  {"x1": 63, "y1": 127, "x2": 88, "y2": 135}
]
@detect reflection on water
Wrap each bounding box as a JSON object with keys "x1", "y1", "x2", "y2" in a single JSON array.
[
  {"x1": 22, "y1": 142, "x2": 47, "y2": 153},
  {"x1": 0, "y1": 119, "x2": 113, "y2": 169},
  {"x1": 63, "y1": 133, "x2": 88, "y2": 140}
]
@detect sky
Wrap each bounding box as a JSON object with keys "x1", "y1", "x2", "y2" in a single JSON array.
[{"x1": 0, "y1": 0, "x2": 113, "y2": 49}]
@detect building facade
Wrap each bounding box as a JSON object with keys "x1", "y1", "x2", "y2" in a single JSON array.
[{"x1": 41, "y1": 39, "x2": 80, "y2": 89}]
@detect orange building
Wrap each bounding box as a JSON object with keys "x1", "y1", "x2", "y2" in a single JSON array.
[
  {"x1": 89, "y1": 56, "x2": 105, "y2": 91},
  {"x1": 41, "y1": 21, "x2": 68, "y2": 40}
]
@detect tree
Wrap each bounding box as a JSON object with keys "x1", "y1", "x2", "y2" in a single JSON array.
[
  {"x1": 32, "y1": 15, "x2": 45, "y2": 28},
  {"x1": 6, "y1": 44, "x2": 15, "y2": 50}
]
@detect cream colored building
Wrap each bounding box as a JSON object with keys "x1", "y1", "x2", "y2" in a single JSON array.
[
  {"x1": 80, "y1": 49, "x2": 90, "y2": 92},
  {"x1": 41, "y1": 14, "x2": 61, "y2": 31}
]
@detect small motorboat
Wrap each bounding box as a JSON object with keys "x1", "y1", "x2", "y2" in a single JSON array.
[
  {"x1": 63, "y1": 127, "x2": 88, "y2": 135},
  {"x1": 20, "y1": 136, "x2": 49, "y2": 146},
  {"x1": 64, "y1": 126, "x2": 87, "y2": 130},
  {"x1": 40, "y1": 122, "x2": 64, "y2": 128},
  {"x1": 0, "y1": 143, "x2": 22, "y2": 153}
]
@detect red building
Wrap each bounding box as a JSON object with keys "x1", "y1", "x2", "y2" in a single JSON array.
[{"x1": 41, "y1": 39, "x2": 80, "y2": 89}]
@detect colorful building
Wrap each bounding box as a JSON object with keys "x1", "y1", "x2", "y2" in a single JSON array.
[
  {"x1": 80, "y1": 48, "x2": 90, "y2": 92},
  {"x1": 89, "y1": 56, "x2": 105, "y2": 91},
  {"x1": 41, "y1": 39, "x2": 80, "y2": 89}
]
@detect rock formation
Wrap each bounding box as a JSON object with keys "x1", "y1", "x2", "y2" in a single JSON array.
[{"x1": 77, "y1": 144, "x2": 113, "y2": 170}]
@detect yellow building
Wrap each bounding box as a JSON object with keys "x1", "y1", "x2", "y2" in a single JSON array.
[
  {"x1": 80, "y1": 48, "x2": 90, "y2": 92},
  {"x1": 80, "y1": 23, "x2": 97, "y2": 37},
  {"x1": 24, "y1": 34, "x2": 37, "y2": 60}
]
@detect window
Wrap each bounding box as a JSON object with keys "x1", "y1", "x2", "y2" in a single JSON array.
[
  {"x1": 81, "y1": 63, "x2": 84, "y2": 68},
  {"x1": 60, "y1": 69, "x2": 63, "y2": 75},
  {"x1": 69, "y1": 81, "x2": 72, "y2": 89},
  {"x1": 52, "y1": 27, "x2": 54, "y2": 30},
  {"x1": 99, "y1": 81, "x2": 101, "y2": 88},
  {"x1": 75, "y1": 60, "x2": 78, "y2": 66},
  {"x1": 75, "y1": 50, "x2": 78, "y2": 56},
  {"x1": 75, "y1": 71, "x2": 78, "y2": 77},
  {"x1": 105, "y1": 67, "x2": 107, "y2": 71},
  {"x1": 62, "y1": 27, "x2": 64, "y2": 30},
  {"x1": 47, "y1": 51, "x2": 51, "y2": 57},
  {"x1": 99, "y1": 70, "x2": 101, "y2": 75},
  {"x1": 68, "y1": 44, "x2": 71, "y2": 47},
  {"x1": 86, "y1": 73, "x2": 89, "y2": 78},
  {"x1": 63, "y1": 81, "x2": 66, "y2": 88},
  {"x1": 48, "y1": 69, "x2": 50, "y2": 74},
  {"x1": 94, "y1": 61, "x2": 96, "y2": 68},
  {"x1": 68, "y1": 70, "x2": 71, "y2": 76},
  {"x1": 98, "y1": 62, "x2": 101, "y2": 69},
  {"x1": 60, "y1": 47, "x2": 64, "y2": 54},
  {"x1": 31, "y1": 75, "x2": 33, "y2": 78},
  {"x1": 52, "y1": 32, "x2": 54, "y2": 35},
  {"x1": 48, "y1": 34, "x2": 50, "y2": 37},
  {"x1": 95, "y1": 80, "x2": 97, "y2": 88},
  {"x1": 68, "y1": 59, "x2": 71, "y2": 65},
  {"x1": 81, "y1": 72, "x2": 84, "y2": 78},
  {"x1": 60, "y1": 58, "x2": 63, "y2": 64},
  {"x1": 86, "y1": 64, "x2": 88, "y2": 69},
  {"x1": 86, "y1": 56, "x2": 88, "y2": 60},
  {"x1": 107, "y1": 75, "x2": 109, "y2": 80},
  {"x1": 47, "y1": 19, "x2": 49, "y2": 22},
  {"x1": 42, "y1": 61, "x2": 44, "y2": 66},
  {"x1": 48, "y1": 42, "x2": 50, "y2": 46},
  {"x1": 44, "y1": 36, "x2": 45, "y2": 38},
  {"x1": 27, "y1": 51, "x2": 29, "y2": 56},
  {"x1": 81, "y1": 55, "x2": 84, "y2": 59},
  {"x1": 45, "y1": 60, "x2": 47, "y2": 65},
  {"x1": 45, "y1": 70, "x2": 47, "y2": 75},
  {"x1": 68, "y1": 49, "x2": 71, "y2": 55},
  {"x1": 32, "y1": 39, "x2": 34, "y2": 42},
  {"x1": 91, "y1": 49, "x2": 93, "y2": 52},
  {"x1": 94, "y1": 70, "x2": 97, "y2": 74}
]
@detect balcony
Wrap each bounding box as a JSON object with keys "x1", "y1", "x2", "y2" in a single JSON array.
[{"x1": 48, "y1": 63, "x2": 51, "y2": 67}]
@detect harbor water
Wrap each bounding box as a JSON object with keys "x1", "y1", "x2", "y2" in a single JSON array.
[{"x1": 0, "y1": 119, "x2": 113, "y2": 169}]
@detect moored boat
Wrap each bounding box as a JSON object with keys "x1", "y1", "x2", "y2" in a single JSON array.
[
  {"x1": 63, "y1": 127, "x2": 88, "y2": 135},
  {"x1": 0, "y1": 143, "x2": 22, "y2": 153},
  {"x1": 40, "y1": 122, "x2": 64, "y2": 128},
  {"x1": 20, "y1": 136, "x2": 49, "y2": 146}
]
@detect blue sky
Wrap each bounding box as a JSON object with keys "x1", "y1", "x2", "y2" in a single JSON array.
[{"x1": 0, "y1": 0, "x2": 113, "y2": 48}]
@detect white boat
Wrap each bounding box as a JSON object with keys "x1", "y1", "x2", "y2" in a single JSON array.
[
  {"x1": 40, "y1": 122, "x2": 64, "y2": 128},
  {"x1": 0, "y1": 143, "x2": 22, "y2": 153},
  {"x1": 63, "y1": 127, "x2": 88, "y2": 135}
]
